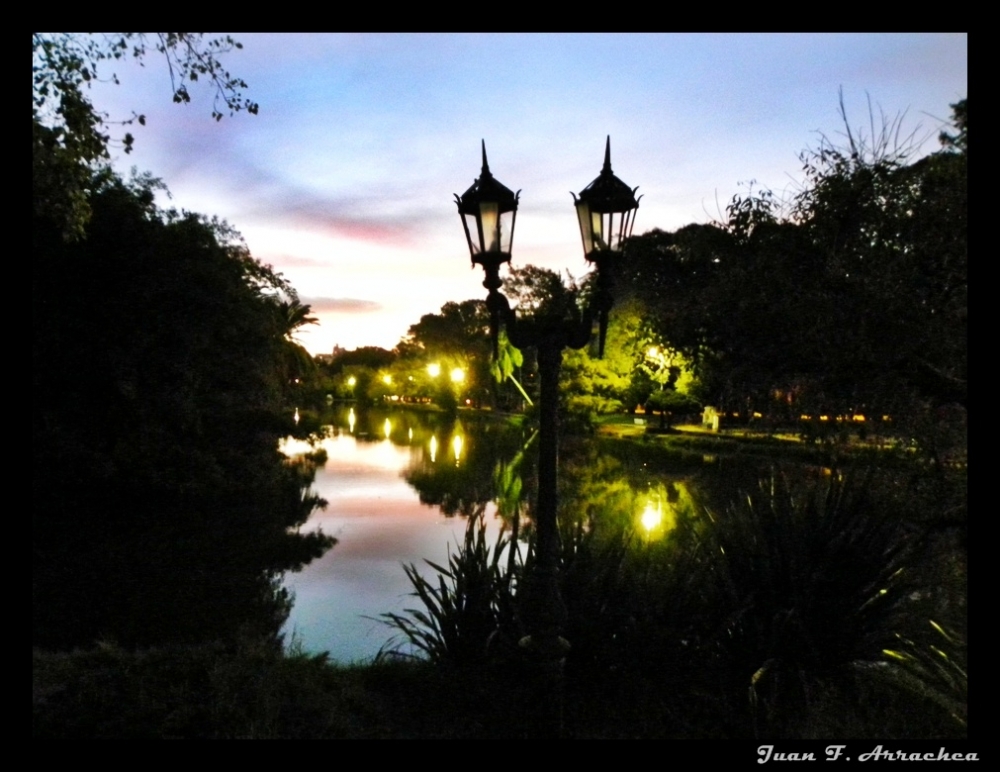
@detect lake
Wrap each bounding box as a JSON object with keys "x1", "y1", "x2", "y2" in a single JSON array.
[{"x1": 279, "y1": 405, "x2": 774, "y2": 664}]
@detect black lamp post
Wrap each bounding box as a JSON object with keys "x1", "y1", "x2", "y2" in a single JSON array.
[
  {"x1": 572, "y1": 136, "x2": 642, "y2": 357},
  {"x1": 455, "y1": 141, "x2": 520, "y2": 360},
  {"x1": 455, "y1": 138, "x2": 639, "y2": 735}
]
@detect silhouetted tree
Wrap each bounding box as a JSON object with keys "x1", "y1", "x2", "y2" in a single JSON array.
[
  {"x1": 33, "y1": 171, "x2": 333, "y2": 650},
  {"x1": 33, "y1": 33, "x2": 257, "y2": 240},
  {"x1": 619, "y1": 97, "x2": 967, "y2": 423}
]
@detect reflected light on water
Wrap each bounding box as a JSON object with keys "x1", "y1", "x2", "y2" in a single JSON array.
[
  {"x1": 279, "y1": 437, "x2": 314, "y2": 456},
  {"x1": 348, "y1": 408, "x2": 356, "y2": 433},
  {"x1": 452, "y1": 434, "x2": 463, "y2": 464},
  {"x1": 384, "y1": 418, "x2": 392, "y2": 439},
  {"x1": 429, "y1": 435, "x2": 438, "y2": 463},
  {"x1": 641, "y1": 501, "x2": 662, "y2": 532}
]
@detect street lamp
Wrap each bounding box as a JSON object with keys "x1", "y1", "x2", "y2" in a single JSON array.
[
  {"x1": 572, "y1": 136, "x2": 642, "y2": 357},
  {"x1": 455, "y1": 141, "x2": 520, "y2": 359},
  {"x1": 454, "y1": 137, "x2": 640, "y2": 735}
]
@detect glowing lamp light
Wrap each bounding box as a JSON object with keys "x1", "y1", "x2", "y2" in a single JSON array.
[
  {"x1": 347, "y1": 376, "x2": 357, "y2": 387},
  {"x1": 572, "y1": 137, "x2": 640, "y2": 357},
  {"x1": 427, "y1": 363, "x2": 441, "y2": 377},
  {"x1": 572, "y1": 136, "x2": 640, "y2": 259},
  {"x1": 452, "y1": 434, "x2": 463, "y2": 463},
  {"x1": 641, "y1": 501, "x2": 661, "y2": 532},
  {"x1": 450, "y1": 367, "x2": 465, "y2": 383},
  {"x1": 384, "y1": 418, "x2": 391, "y2": 439},
  {"x1": 454, "y1": 141, "x2": 519, "y2": 272},
  {"x1": 382, "y1": 374, "x2": 392, "y2": 385},
  {"x1": 429, "y1": 435, "x2": 438, "y2": 463}
]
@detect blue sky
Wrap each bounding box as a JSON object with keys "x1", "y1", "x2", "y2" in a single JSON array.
[{"x1": 90, "y1": 33, "x2": 967, "y2": 354}]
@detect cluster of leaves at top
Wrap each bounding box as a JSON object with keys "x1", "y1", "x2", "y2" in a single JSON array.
[{"x1": 33, "y1": 33, "x2": 258, "y2": 242}]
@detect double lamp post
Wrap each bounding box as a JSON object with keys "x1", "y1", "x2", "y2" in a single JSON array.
[{"x1": 454, "y1": 138, "x2": 641, "y2": 685}]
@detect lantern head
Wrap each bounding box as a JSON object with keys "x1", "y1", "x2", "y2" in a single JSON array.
[
  {"x1": 454, "y1": 140, "x2": 520, "y2": 281},
  {"x1": 572, "y1": 136, "x2": 640, "y2": 261}
]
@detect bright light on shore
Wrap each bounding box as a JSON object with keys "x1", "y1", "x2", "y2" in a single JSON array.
[
  {"x1": 427, "y1": 363, "x2": 441, "y2": 377},
  {"x1": 450, "y1": 367, "x2": 465, "y2": 383}
]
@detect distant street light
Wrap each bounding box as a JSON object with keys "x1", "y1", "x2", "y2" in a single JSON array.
[
  {"x1": 427, "y1": 363, "x2": 441, "y2": 378},
  {"x1": 454, "y1": 136, "x2": 640, "y2": 736},
  {"x1": 450, "y1": 367, "x2": 465, "y2": 384}
]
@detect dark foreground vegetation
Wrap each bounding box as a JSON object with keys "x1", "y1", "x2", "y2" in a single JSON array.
[{"x1": 34, "y1": 462, "x2": 965, "y2": 739}]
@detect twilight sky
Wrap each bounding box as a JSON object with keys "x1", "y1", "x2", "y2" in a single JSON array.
[{"x1": 88, "y1": 33, "x2": 967, "y2": 355}]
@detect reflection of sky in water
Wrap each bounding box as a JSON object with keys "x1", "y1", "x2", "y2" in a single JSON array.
[{"x1": 281, "y1": 433, "x2": 502, "y2": 664}]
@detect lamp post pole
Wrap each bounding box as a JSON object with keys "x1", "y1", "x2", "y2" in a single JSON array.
[{"x1": 454, "y1": 138, "x2": 639, "y2": 736}]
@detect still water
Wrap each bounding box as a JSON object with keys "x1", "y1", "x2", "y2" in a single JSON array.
[
  {"x1": 279, "y1": 406, "x2": 766, "y2": 664},
  {"x1": 280, "y1": 408, "x2": 508, "y2": 663}
]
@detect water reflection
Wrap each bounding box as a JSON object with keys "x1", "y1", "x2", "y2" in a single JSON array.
[{"x1": 281, "y1": 406, "x2": 774, "y2": 663}]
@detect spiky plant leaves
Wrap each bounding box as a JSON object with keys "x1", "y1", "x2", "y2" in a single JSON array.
[
  {"x1": 380, "y1": 513, "x2": 518, "y2": 666},
  {"x1": 694, "y1": 472, "x2": 965, "y2": 737}
]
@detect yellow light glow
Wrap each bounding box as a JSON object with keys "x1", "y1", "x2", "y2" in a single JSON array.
[
  {"x1": 819, "y1": 415, "x2": 829, "y2": 421},
  {"x1": 427, "y1": 363, "x2": 441, "y2": 377},
  {"x1": 641, "y1": 502, "x2": 661, "y2": 532},
  {"x1": 647, "y1": 346, "x2": 659, "y2": 358},
  {"x1": 429, "y1": 435, "x2": 438, "y2": 463},
  {"x1": 348, "y1": 408, "x2": 355, "y2": 433},
  {"x1": 853, "y1": 414, "x2": 866, "y2": 422},
  {"x1": 384, "y1": 418, "x2": 391, "y2": 439},
  {"x1": 452, "y1": 434, "x2": 463, "y2": 462},
  {"x1": 293, "y1": 407, "x2": 300, "y2": 425},
  {"x1": 382, "y1": 374, "x2": 392, "y2": 385},
  {"x1": 450, "y1": 367, "x2": 465, "y2": 383},
  {"x1": 408, "y1": 428, "x2": 413, "y2": 441},
  {"x1": 347, "y1": 376, "x2": 356, "y2": 387}
]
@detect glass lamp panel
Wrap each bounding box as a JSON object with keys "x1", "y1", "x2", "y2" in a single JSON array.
[
  {"x1": 576, "y1": 201, "x2": 593, "y2": 254},
  {"x1": 608, "y1": 212, "x2": 622, "y2": 251},
  {"x1": 479, "y1": 201, "x2": 499, "y2": 253},
  {"x1": 592, "y1": 211, "x2": 607, "y2": 250},
  {"x1": 499, "y1": 210, "x2": 514, "y2": 254},
  {"x1": 463, "y1": 213, "x2": 481, "y2": 255}
]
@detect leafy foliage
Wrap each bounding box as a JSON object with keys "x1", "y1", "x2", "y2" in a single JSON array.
[
  {"x1": 33, "y1": 171, "x2": 333, "y2": 650},
  {"x1": 33, "y1": 33, "x2": 257, "y2": 239},
  {"x1": 619, "y1": 97, "x2": 967, "y2": 434},
  {"x1": 381, "y1": 468, "x2": 965, "y2": 738},
  {"x1": 380, "y1": 513, "x2": 517, "y2": 665}
]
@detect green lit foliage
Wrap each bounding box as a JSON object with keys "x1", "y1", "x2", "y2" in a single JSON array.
[
  {"x1": 33, "y1": 33, "x2": 257, "y2": 240},
  {"x1": 394, "y1": 300, "x2": 493, "y2": 409}
]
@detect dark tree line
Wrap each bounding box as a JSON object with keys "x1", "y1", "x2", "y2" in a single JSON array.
[
  {"x1": 618, "y1": 99, "x2": 967, "y2": 430},
  {"x1": 33, "y1": 171, "x2": 335, "y2": 649}
]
